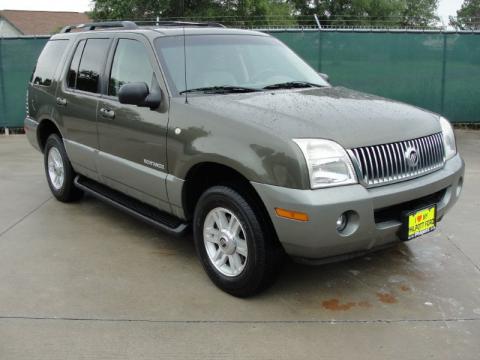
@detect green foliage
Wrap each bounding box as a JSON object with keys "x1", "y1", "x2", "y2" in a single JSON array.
[
  {"x1": 450, "y1": 0, "x2": 480, "y2": 30},
  {"x1": 91, "y1": 0, "x2": 169, "y2": 20},
  {"x1": 90, "y1": 0, "x2": 439, "y2": 28},
  {"x1": 400, "y1": 0, "x2": 439, "y2": 27},
  {"x1": 90, "y1": 0, "x2": 294, "y2": 25},
  {"x1": 291, "y1": 0, "x2": 439, "y2": 27}
]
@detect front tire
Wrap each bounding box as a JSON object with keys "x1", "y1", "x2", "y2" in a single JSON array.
[
  {"x1": 193, "y1": 185, "x2": 283, "y2": 297},
  {"x1": 44, "y1": 134, "x2": 83, "y2": 202}
]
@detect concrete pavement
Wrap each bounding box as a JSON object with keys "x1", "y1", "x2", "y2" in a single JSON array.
[{"x1": 0, "y1": 131, "x2": 479, "y2": 359}]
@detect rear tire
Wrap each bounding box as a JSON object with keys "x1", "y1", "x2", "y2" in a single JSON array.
[
  {"x1": 44, "y1": 134, "x2": 83, "y2": 202},
  {"x1": 193, "y1": 185, "x2": 283, "y2": 297}
]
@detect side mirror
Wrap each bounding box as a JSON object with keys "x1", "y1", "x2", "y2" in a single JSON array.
[
  {"x1": 318, "y1": 72, "x2": 330, "y2": 83},
  {"x1": 118, "y1": 82, "x2": 161, "y2": 109}
]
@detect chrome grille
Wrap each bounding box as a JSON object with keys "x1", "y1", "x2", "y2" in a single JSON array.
[{"x1": 349, "y1": 133, "x2": 445, "y2": 187}]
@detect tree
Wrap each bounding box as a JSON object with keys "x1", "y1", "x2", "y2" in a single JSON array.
[
  {"x1": 90, "y1": 0, "x2": 293, "y2": 25},
  {"x1": 450, "y1": 0, "x2": 480, "y2": 30},
  {"x1": 91, "y1": 0, "x2": 170, "y2": 20},
  {"x1": 291, "y1": 0, "x2": 439, "y2": 28},
  {"x1": 218, "y1": 0, "x2": 294, "y2": 26},
  {"x1": 400, "y1": 0, "x2": 439, "y2": 27},
  {"x1": 90, "y1": 0, "x2": 439, "y2": 28}
]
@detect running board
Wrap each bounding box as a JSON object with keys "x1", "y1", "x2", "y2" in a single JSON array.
[{"x1": 74, "y1": 176, "x2": 189, "y2": 236}]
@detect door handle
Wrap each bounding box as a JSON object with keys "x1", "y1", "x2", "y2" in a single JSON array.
[
  {"x1": 56, "y1": 97, "x2": 67, "y2": 106},
  {"x1": 100, "y1": 108, "x2": 115, "y2": 119}
]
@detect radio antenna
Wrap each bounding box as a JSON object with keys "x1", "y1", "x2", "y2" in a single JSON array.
[{"x1": 183, "y1": 26, "x2": 188, "y2": 104}]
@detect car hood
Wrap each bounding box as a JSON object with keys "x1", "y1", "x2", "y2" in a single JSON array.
[{"x1": 186, "y1": 87, "x2": 442, "y2": 149}]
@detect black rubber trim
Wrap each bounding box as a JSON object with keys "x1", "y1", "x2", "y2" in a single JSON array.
[
  {"x1": 74, "y1": 176, "x2": 188, "y2": 236},
  {"x1": 293, "y1": 242, "x2": 397, "y2": 266}
]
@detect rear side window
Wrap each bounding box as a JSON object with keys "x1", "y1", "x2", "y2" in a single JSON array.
[
  {"x1": 108, "y1": 39, "x2": 155, "y2": 97},
  {"x1": 32, "y1": 40, "x2": 68, "y2": 86},
  {"x1": 68, "y1": 38, "x2": 110, "y2": 94}
]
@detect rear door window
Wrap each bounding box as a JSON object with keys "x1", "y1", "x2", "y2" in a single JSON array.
[
  {"x1": 70, "y1": 38, "x2": 110, "y2": 94},
  {"x1": 32, "y1": 39, "x2": 69, "y2": 86}
]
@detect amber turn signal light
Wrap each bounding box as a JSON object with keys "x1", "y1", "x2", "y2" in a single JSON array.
[{"x1": 275, "y1": 208, "x2": 309, "y2": 222}]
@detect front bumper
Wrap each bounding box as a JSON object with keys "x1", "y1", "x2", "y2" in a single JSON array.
[{"x1": 252, "y1": 154, "x2": 465, "y2": 263}]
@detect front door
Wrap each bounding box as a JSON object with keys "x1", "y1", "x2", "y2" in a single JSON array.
[{"x1": 96, "y1": 35, "x2": 170, "y2": 211}]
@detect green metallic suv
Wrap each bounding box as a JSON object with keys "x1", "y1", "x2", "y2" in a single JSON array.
[{"x1": 25, "y1": 21, "x2": 464, "y2": 297}]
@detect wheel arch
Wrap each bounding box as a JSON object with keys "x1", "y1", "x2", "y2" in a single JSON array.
[
  {"x1": 37, "y1": 118, "x2": 64, "y2": 153},
  {"x1": 181, "y1": 161, "x2": 276, "y2": 237}
]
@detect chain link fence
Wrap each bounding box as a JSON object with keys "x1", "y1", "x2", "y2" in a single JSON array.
[{"x1": 129, "y1": 15, "x2": 480, "y2": 31}]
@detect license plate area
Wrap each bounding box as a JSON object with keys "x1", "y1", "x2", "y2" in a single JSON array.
[{"x1": 401, "y1": 204, "x2": 437, "y2": 241}]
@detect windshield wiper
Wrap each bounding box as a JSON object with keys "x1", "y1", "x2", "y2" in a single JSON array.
[
  {"x1": 262, "y1": 81, "x2": 325, "y2": 90},
  {"x1": 180, "y1": 86, "x2": 261, "y2": 94}
]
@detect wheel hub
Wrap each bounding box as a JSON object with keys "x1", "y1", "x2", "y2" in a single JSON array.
[
  {"x1": 218, "y1": 231, "x2": 236, "y2": 255},
  {"x1": 219, "y1": 237, "x2": 228, "y2": 248},
  {"x1": 203, "y1": 207, "x2": 248, "y2": 277},
  {"x1": 47, "y1": 147, "x2": 65, "y2": 190}
]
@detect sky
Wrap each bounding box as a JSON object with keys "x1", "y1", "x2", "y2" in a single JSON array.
[
  {"x1": 0, "y1": 0, "x2": 94, "y2": 13},
  {"x1": 437, "y1": 0, "x2": 464, "y2": 23},
  {"x1": 0, "y1": 0, "x2": 466, "y2": 22}
]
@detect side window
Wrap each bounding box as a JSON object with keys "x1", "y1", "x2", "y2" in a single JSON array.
[
  {"x1": 67, "y1": 40, "x2": 86, "y2": 89},
  {"x1": 108, "y1": 39, "x2": 155, "y2": 97},
  {"x1": 32, "y1": 39, "x2": 68, "y2": 86},
  {"x1": 75, "y1": 38, "x2": 110, "y2": 94}
]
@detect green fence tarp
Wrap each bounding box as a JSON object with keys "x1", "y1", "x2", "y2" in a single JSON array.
[
  {"x1": 269, "y1": 31, "x2": 480, "y2": 123},
  {"x1": 443, "y1": 34, "x2": 480, "y2": 123},
  {"x1": 1, "y1": 31, "x2": 479, "y2": 128},
  {"x1": 0, "y1": 37, "x2": 49, "y2": 129}
]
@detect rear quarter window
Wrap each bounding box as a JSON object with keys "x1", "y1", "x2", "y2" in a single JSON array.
[{"x1": 32, "y1": 40, "x2": 69, "y2": 86}]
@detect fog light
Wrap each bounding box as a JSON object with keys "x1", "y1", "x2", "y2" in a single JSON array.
[{"x1": 336, "y1": 214, "x2": 347, "y2": 232}]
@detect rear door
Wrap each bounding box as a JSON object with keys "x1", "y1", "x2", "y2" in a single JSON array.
[
  {"x1": 96, "y1": 34, "x2": 170, "y2": 211},
  {"x1": 57, "y1": 36, "x2": 112, "y2": 180}
]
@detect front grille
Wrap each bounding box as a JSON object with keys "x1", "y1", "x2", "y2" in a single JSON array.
[{"x1": 349, "y1": 133, "x2": 445, "y2": 187}]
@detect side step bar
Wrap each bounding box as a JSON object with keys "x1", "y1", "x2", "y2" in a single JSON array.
[{"x1": 74, "y1": 176, "x2": 189, "y2": 236}]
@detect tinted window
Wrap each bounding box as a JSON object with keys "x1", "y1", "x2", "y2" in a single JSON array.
[
  {"x1": 32, "y1": 40, "x2": 68, "y2": 86},
  {"x1": 108, "y1": 39, "x2": 155, "y2": 96},
  {"x1": 76, "y1": 39, "x2": 110, "y2": 93},
  {"x1": 67, "y1": 40, "x2": 86, "y2": 89}
]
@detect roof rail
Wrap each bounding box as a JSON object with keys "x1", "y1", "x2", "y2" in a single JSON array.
[
  {"x1": 149, "y1": 20, "x2": 226, "y2": 28},
  {"x1": 59, "y1": 20, "x2": 225, "y2": 33},
  {"x1": 60, "y1": 21, "x2": 138, "y2": 33}
]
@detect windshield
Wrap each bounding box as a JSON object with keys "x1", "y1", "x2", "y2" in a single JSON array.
[{"x1": 154, "y1": 34, "x2": 329, "y2": 95}]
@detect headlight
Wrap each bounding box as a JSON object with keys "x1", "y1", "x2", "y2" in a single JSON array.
[
  {"x1": 439, "y1": 117, "x2": 456, "y2": 161},
  {"x1": 293, "y1": 139, "x2": 357, "y2": 189}
]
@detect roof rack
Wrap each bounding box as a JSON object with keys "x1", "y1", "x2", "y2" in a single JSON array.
[
  {"x1": 60, "y1": 21, "x2": 138, "y2": 33},
  {"x1": 60, "y1": 20, "x2": 225, "y2": 33},
  {"x1": 149, "y1": 20, "x2": 226, "y2": 28}
]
